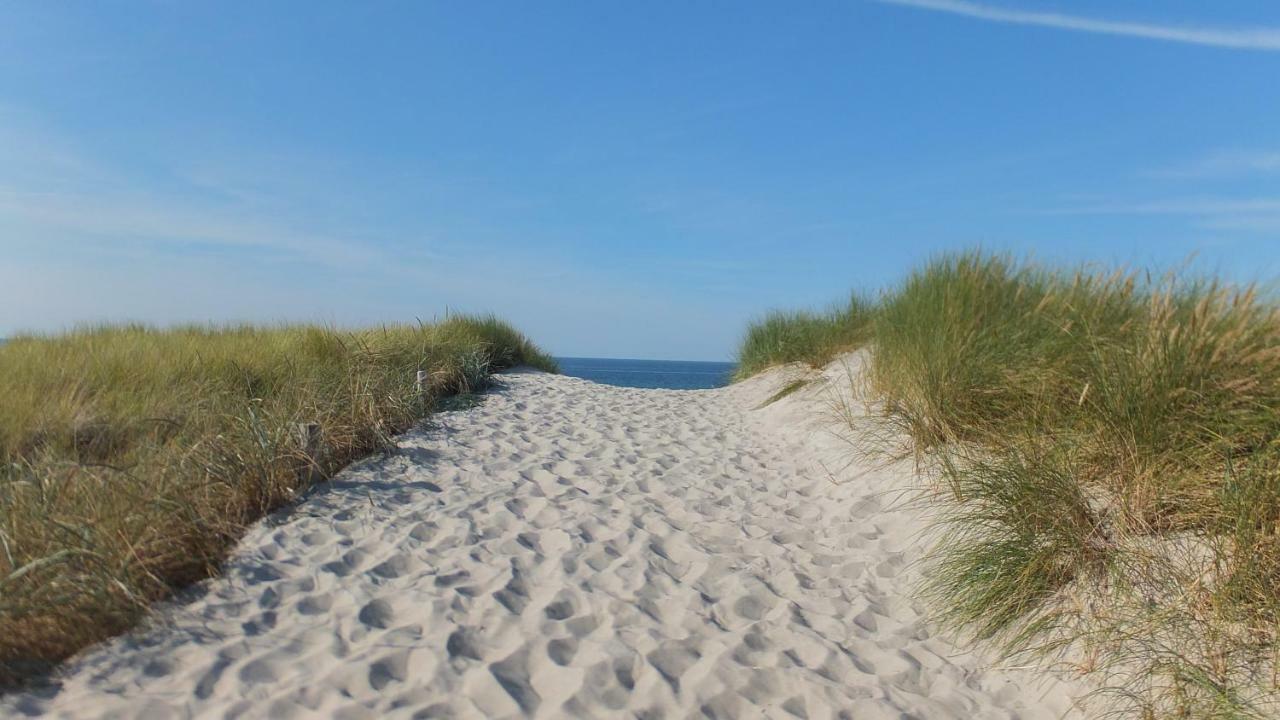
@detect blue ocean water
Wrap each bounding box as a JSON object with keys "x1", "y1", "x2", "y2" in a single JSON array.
[{"x1": 555, "y1": 357, "x2": 736, "y2": 390}]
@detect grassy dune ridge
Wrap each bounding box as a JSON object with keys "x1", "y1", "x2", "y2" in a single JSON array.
[
  {"x1": 738, "y1": 252, "x2": 1280, "y2": 718},
  {"x1": 0, "y1": 315, "x2": 556, "y2": 688},
  {"x1": 733, "y1": 294, "x2": 876, "y2": 380}
]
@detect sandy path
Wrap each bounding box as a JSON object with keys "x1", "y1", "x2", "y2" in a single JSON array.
[{"x1": 4, "y1": 363, "x2": 1083, "y2": 719}]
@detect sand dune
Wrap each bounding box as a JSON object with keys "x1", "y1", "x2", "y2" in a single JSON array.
[{"x1": 4, "y1": 358, "x2": 1085, "y2": 719}]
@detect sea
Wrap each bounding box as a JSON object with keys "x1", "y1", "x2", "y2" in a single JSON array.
[{"x1": 554, "y1": 357, "x2": 736, "y2": 390}]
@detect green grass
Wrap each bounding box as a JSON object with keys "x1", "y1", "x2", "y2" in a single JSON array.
[
  {"x1": 737, "y1": 251, "x2": 1280, "y2": 718},
  {"x1": 735, "y1": 294, "x2": 876, "y2": 380},
  {"x1": 0, "y1": 315, "x2": 555, "y2": 688}
]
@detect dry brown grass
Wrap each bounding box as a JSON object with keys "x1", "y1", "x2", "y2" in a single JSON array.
[{"x1": 0, "y1": 316, "x2": 555, "y2": 688}]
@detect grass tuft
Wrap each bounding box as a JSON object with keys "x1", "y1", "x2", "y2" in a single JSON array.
[
  {"x1": 924, "y1": 441, "x2": 1114, "y2": 655},
  {"x1": 735, "y1": 294, "x2": 876, "y2": 380}
]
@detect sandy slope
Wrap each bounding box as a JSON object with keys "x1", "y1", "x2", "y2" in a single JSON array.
[{"x1": 4, "y1": 357, "x2": 1085, "y2": 719}]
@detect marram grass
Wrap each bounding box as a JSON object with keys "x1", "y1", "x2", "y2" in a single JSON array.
[
  {"x1": 737, "y1": 251, "x2": 1280, "y2": 718},
  {"x1": 0, "y1": 315, "x2": 555, "y2": 688},
  {"x1": 735, "y1": 293, "x2": 875, "y2": 380}
]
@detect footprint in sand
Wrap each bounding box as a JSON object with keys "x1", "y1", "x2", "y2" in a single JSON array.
[{"x1": 1, "y1": 366, "x2": 1086, "y2": 720}]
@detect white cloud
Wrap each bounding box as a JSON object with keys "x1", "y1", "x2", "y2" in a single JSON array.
[
  {"x1": 1148, "y1": 150, "x2": 1280, "y2": 179},
  {"x1": 1199, "y1": 215, "x2": 1280, "y2": 233},
  {"x1": 0, "y1": 188, "x2": 380, "y2": 269},
  {"x1": 873, "y1": 0, "x2": 1280, "y2": 51},
  {"x1": 1051, "y1": 197, "x2": 1280, "y2": 215},
  {"x1": 1040, "y1": 196, "x2": 1280, "y2": 240},
  {"x1": 0, "y1": 115, "x2": 394, "y2": 270}
]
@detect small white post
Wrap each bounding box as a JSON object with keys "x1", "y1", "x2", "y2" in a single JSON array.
[
  {"x1": 294, "y1": 422, "x2": 321, "y2": 456},
  {"x1": 416, "y1": 370, "x2": 429, "y2": 395},
  {"x1": 293, "y1": 422, "x2": 322, "y2": 483}
]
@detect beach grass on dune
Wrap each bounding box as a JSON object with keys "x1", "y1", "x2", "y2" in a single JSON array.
[
  {"x1": 0, "y1": 315, "x2": 555, "y2": 688},
  {"x1": 735, "y1": 293, "x2": 876, "y2": 380},
  {"x1": 737, "y1": 251, "x2": 1280, "y2": 718}
]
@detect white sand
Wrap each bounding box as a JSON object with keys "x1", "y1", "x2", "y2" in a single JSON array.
[{"x1": 4, "y1": 357, "x2": 1086, "y2": 719}]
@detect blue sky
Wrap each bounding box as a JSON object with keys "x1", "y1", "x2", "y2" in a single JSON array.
[{"x1": 2, "y1": 1, "x2": 1279, "y2": 360}]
